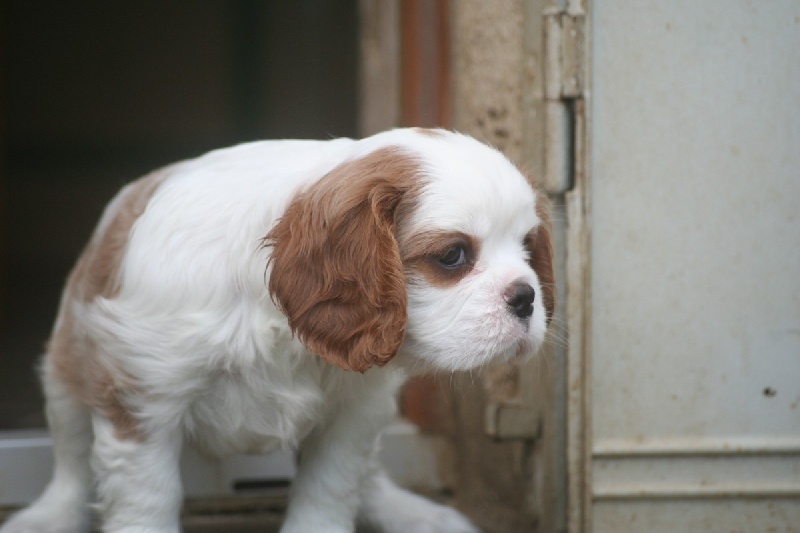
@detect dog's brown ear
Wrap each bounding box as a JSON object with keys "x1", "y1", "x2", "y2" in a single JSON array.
[
  {"x1": 264, "y1": 148, "x2": 421, "y2": 372},
  {"x1": 526, "y1": 194, "x2": 555, "y2": 323}
]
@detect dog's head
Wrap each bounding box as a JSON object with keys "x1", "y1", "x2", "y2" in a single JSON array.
[{"x1": 265, "y1": 129, "x2": 553, "y2": 373}]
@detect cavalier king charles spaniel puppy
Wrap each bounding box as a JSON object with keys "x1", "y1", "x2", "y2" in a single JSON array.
[{"x1": 2, "y1": 128, "x2": 553, "y2": 533}]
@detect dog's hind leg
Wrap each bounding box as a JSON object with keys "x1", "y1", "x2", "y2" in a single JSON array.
[{"x1": 0, "y1": 359, "x2": 93, "y2": 533}]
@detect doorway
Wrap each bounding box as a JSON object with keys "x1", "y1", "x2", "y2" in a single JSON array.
[{"x1": 1, "y1": 0, "x2": 359, "y2": 431}]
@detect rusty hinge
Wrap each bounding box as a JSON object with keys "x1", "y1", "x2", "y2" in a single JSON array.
[{"x1": 542, "y1": 7, "x2": 585, "y2": 195}]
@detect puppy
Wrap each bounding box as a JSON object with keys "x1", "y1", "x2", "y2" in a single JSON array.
[{"x1": 1, "y1": 128, "x2": 553, "y2": 533}]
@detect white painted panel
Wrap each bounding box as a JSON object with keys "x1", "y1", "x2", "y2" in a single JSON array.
[
  {"x1": 594, "y1": 500, "x2": 800, "y2": 532},
  {"x1": 0, "y1": 430, "x2": 295, "y2": 506},
  {"x1": 0, "y1": 433, "x2": 54, "y2": 506},
  {"x1": 588, "y1": 0, "x2": 800, "y2": 529},
  {"x1": 0, "y1": 421, "x2": 440, "y2": 507}
]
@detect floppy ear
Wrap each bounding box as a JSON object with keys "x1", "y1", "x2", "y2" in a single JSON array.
[
  {"x1": 527, "y1": 194, "x2": 555, "y2": 323},
  {"x1": 263, "y1": 147, "x2": 421, "y2": 372}
]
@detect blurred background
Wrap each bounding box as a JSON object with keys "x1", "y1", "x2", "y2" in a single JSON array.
[
  {"x1": 1, "y1": 1, "x2": 359, "y2": 430},
  {"x1": 1, "y1": 1, "x2": 799, "y2": 532}
]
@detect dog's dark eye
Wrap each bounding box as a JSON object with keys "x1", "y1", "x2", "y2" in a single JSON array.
[{"x1": 437, "y1": 245, "x2": 467, "y2": 269}]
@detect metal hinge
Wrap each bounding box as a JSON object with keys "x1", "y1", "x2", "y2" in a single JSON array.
[
  {"x1": 542, "y1": 7, "x2": 585, "y2": 194},
  {"x1": 485, "y1": 5, "x2": 586, "y2": 441},
  {"x1": 544, "y1": 8, "x2": 585, "y2": 100}
]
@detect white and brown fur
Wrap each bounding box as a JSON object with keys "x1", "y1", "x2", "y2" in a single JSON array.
[{"x1": 1, "y1": 128, "x2": 553, "y2": 533}]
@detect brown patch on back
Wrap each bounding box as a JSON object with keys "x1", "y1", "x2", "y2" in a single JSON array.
[
  {"x1": 82, "y1": 172, "x2": 168, "y2": 301},
  {"x1": 264, "y1": 147, "x2": 423, "y2": 373},
  {"x1": 48, "y1": 166, "x2": 172, "y2": 441}
]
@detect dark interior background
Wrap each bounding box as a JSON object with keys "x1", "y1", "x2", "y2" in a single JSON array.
[{"x1": 1, "y1": 0, "x2": 359, "y2": 429}]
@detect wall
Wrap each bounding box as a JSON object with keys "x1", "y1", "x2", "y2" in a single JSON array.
[{"x1": 444, "y1": 1, "x2": 566, "y2": 531}]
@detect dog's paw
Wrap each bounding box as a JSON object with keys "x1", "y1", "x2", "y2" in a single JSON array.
[
  {"x1": 361, "y1": 489, "x2": 479, "y2": 533},
  {"x1": 383, "y1": 501, "x2": 479, "y2": 533}
]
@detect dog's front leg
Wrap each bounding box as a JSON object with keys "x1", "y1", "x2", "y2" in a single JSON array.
[
  {"x1": 358, "y1": 466, "x2": 481, "y2": 533},
  {"x1": 281, "y1": 394, "x2": 394, "y2": 533},
  {"x1": 91, "y1": 414, "x2": 184, "y2": 533}
]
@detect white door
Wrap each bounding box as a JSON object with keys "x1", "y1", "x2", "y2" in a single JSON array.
[{"x1": 569, "y1": 1, "x2": 800, "y2": 530}]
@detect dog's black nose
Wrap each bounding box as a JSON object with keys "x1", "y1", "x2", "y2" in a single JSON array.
[{"x1": 504, "y1": 281, "x2": 536, "y2": 320}]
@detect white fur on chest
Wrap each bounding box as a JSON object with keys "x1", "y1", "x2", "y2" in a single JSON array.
[
  {"x1": 177, "y1": 341, "x2": 404, "y2": 458},
  {"x1": 183, "y1": 351, "x2": 326, "y2": 456}
]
